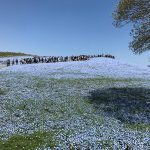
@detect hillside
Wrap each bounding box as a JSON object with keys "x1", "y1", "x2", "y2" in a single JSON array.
[
  {"x1": 0, "y1": 58, "x2": 150, "y2": 149},
  {"x1": 0, "y1": 51, "x2": 34, "y2": 57},
  {"x1": 3, "y1": 57, "x2": 150, "y2": 79}
]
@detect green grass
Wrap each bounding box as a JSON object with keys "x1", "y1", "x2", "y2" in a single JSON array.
[
  {"x1": 0, "y1": 88, "x2": 7, "y2": 95},
  {"x1": 125, "y1": 123, "x2": 150, "y2": 132},
  {"x1": 0, "y1": 131, "x2": 58, "y2": 150},
  {"x1": 95, "y1": 140, "x2": 114, "y2": 150},
  {"x1": 34, "y1": 76, "x2": 142, "y2": 92},
  {"x1": 35, "y1": 79, "x2": 47, "y2": 89},
  {"x1": 15, "y1": 103, "x2": 28, "y2": 111},
  {"x1": 0, "y1": 52, "x2": 34, "y2": 57}
]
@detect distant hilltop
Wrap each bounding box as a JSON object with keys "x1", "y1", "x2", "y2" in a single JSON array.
[{"x1": 0, "y1": 51, "x2": 36, "y2": 58}]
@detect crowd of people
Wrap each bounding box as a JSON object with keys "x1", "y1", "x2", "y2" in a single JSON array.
[{"x1": 5, "y1": 54, "x2": 115, "y2": 67}]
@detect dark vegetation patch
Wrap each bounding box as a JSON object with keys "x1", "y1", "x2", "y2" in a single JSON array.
[
  {"x1": 34, "y1": 76, "x2": 141, "y2": 91},
  {"x1": 125, "y1": 123, "x2": 150, "y2": 132},
  {"x1": 0, "y1": 131, "x2": 57, "y2": 150},
  {"x1": 0, "y1": 88, "x2": 7, "y2": 95},
  {"x1": 87, "y1": 87, "x2": 150, "y2": 127},
  {"x1": 0, "y1": 52, "x2": 35, "y2": 57}
]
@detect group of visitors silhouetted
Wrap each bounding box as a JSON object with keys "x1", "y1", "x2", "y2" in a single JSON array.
[{"x1": 5, "y1": 54, "x2": 115, "y2": 67}]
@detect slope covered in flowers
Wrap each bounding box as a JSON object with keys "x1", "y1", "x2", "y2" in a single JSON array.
[
  {"x1": 0, "y1": 58, "x2": 150, "y2": 149},
  {"x1": 1, "y1": 58, "x2": 150, "y2": 79}
]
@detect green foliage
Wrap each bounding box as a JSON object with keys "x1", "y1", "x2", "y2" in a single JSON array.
[
  {"x1": 0, "y1": 52, "x2": 33, "y2": 57},
  {"x1": 125, "y1": 123, "x2": 150, "y2": 132},
  {"x1": 0, "y1": 88, "x2": 7, "y2": 95},
  {"x1": 96, "y1": 140, "x2": 114, "y2": 149},
  {"x1": 113, "y1": 0, "x2": 150, "y2": 54},
  {"x1": 0, "y1": 131, "x2": 56, "y2": 150}
]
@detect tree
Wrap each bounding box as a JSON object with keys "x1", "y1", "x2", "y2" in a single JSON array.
[{"x1": 113, "y1": 0, "x2": 150, "y2": 54}]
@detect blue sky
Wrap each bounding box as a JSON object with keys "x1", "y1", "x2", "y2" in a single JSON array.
[{"x1": 0, "y1": 0, "x2": 149, "y2": 65}]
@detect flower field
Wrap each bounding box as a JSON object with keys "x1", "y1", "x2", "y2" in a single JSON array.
[{"x1": 0, "y1": 58, "x2": 150, "y2": 149}]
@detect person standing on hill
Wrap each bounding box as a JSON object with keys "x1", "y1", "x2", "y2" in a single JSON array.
[
  {"x1": 6, "y1": 59, "x2": 10, "y2": 67},
  {"x1": 16, "y1": 59, "x2": 18, "y2": 65}
]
